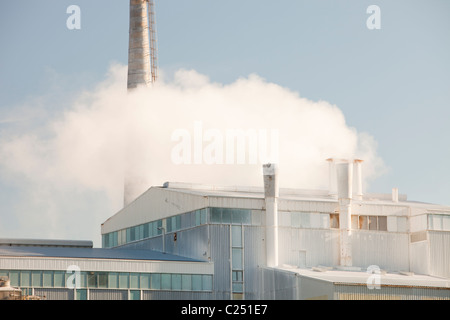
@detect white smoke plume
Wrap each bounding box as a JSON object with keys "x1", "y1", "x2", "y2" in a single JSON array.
[{"x1": 0, "y1": 64, "x2": 384, "y2": 246}]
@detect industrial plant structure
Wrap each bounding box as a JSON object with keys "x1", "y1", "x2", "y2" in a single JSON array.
[{"x1": 0, "y1": 0, "x2": 449, "y2": 300}]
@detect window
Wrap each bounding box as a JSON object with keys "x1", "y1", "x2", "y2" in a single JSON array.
[
  {"x1": 357, "y1": 215, "x2": 389, "y2": 231},
  {"x1": 181, "y1": 274, "x2": 192, "y2": 291},
  {"x1": 161, "y1": 274, "x2": 171, "y2": 290},
  {"x1": 20, "y1": 271, "x2": 31, "y2": 287},
  {"x1": 140, "y1": 273, "x2": 151, "y2": 290},
  {"x1": 192, "y1": 275, "x2": 202, "y2": 291},
  {"x1": 9, "y1": 271, "x2": 19, "y2": 287},
  {"x1": 43, "y1": 271, "x2": 53, "y2": 288},
  {"x1": 76, "y1": 289, "x2": 87, "y2": 300},
  {"x1": 330, "y1": 214, "x2": 339, "y2": 229},
  {"x1": 202, "y1": 275, "x2": 213, "y2": 291},
  {"x1": 108, "y1": 273, "x2": 118, "y2": 289},
  {"x1": 118, "y1": 273, "x2": 129, "y2": 289},
  {"x1": 151, "y1": 273, "x2": 161, "y2": 290},
  {"x1": 87, "y1": 272, "x2": 97, "y2": 288},
  {"x1": 232, "y1": 226, "x2": 242, "y2": 247},
  {"x1": 129, "y1": 290, "x2": 140, "y2": 300},
  {"x1": 98, "y1": 273, "x2": 108, "y2": 289},
  {"x1": 130, "y1": 273, "x2": 139, "y2": 289},
  {"x1": 172, "y1": 274, "x2": 182, "y2": 291},
  {"x1": 32, "y1": 271, "x2": 42, "y2": 287}
]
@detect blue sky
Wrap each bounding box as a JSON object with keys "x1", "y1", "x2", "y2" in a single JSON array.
[{"x1": 0, "y1": 1, "x2": 449, "y2": 243}]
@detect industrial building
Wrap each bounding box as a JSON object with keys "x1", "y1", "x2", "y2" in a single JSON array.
[{"x1": 0, "y1": 1, "x2": 449, "y2": 300}]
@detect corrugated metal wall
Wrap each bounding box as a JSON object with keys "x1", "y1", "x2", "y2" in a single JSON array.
[
  {"x1": 209, "y1": 225, "x2": 231, "y2": 300},
  {"x1": 259, "y1": 268, "x2": 297, "y2": 299},
  {"x1": 352, "y1": 231, "x2": 409, "y2": 271},
  {"x1": 429, "y1": 231, "x2": 450, "y2": 278},
  {"x1": 142, "y1": 290, "x2": 212, "y2": 300},
  {"x1": 89, "y1": 289, "x2": 128, "y2": 300},
  {"x1": 334, "y1": 284, "x2": 450, "y2": 300},
  {"x1": 243, "y1": 226, "x2": 266, "y2": 300},
  {"x1": 34, "y1": 288, "x2": 74, "y2": 300}
]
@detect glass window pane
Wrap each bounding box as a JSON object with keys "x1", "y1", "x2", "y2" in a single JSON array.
[
  {"x1": 232, "y1": 282, "x2": 243, "y2": 293},
  {"x1": 98, "y1": 273, "x2": 108, "y2": 289},
  {"x1": 130, "y1": 273, "x2": 139, "y2": 289},
  {"x1": 20, "y1": 271, "x2": 31, "y2": 287},
  {"x1": 119, "y1": 273, "x2": 129, "y2": 289},
  {"x1": 251, "y1": 210, "x2": 262, "y2": 226},
  {"x1": 54, "y1": 271, "x2": 64, "y2": 288},
  {"x1": 201, "y1": 209, "x2": 207, "y2": 224},
  {"x1": 113, "y1": 231, "x2": 118, "y2": 247},
  {"x1": 232, "y1": 209, "x2": 243, "y2": 224},
  {"x1": 181, "y1": 274, "x2": 192, "y2": 291},
  {"x1": 292, "y1": 212, "x2": 300, "y2": 228},
  {"x1": 232, "y1": 225, "x2": 242, "y2": 247},
  {"x1": 156, "y1": 220, "x2": 163, "y2": 235},
  {"x1": 176, "y1": 216, "x2": 181, "y2": 230},
  {"x1": 140, "y1": 274, "x2": 151, "y2": 290},
  {"x1": 32, "y1": 271, "x2": 42, "y2": 287},
  {"x1": 242, "y1": 210, "x2": 251, "y2": 225},
  {"x1": 9, "y1": 271, "x2": 19, "y2": 287},
  {"x1": 151, "y1": 274, "x2": 161, "y2": 290},
  {"x1": 232, "y1": 271, "x2": 243, "y2": 282},
  {"x1": 202, "y1": 275, "x2": 213, "y2": 291},
  {"x1": 369, "y1": 216, "x2": 378, "y2": 230},
  {"x1": 378, "y1": 216, "x2": 387, "y2": 231},
  {"x1": 108, "y1": 273, "x2": 118, "y2": 289},
  {"x1": 300, "y1": 212, "x2": 311, "y2": 228},
  {"x1": 222, "y1": 209, "x2": 232, "y2": 224},
  {"x1": 210, "y1": 208, "x2": 221, "y2": 223},
  {"x1": 76, "y1": 289, "x2": 87, "y2": 300},
  {"x1": 232, "y1": 248, "x2": 243, "y2": 269},
  {"x1": 359, "y1": 216, "x2": 368, "y2": 230},
  {"x1": 192, "y1": 275, "x2": 202, "y2": 291},
  {"x1": 43, "y1": 271, "x2": 53, "y2": 288},
  {"x1": 161, "y1": 274, "x2": 171, "y2": 290},
  {"x1": 351, "y1": 215, "x2": 358, "y2": 229},
  {"x1": 195, "y1": 210, "x2": 201, "y2": 226},
  {"x1": 172, "y1": 274, "x2": 181, "y2": 291},
  {"x1": 87, "y1": 272, "x2": 97, "y2": 288},
  {"x1": 129, "y1": 290, "x2": 140, "y2": 300}
]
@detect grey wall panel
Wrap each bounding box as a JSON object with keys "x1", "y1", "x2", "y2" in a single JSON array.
[
  {"x1": 429, "y1": 231, "x2": 450, "y2": 278},
  {"x1": 34, "y1": 288, "x2": 73, "y2": 300},
  {"x1": 89, "y1": 289, "x2": 128, "y2": 300},
  {"x1": 209, "y1": 225, "x2": 231, "y2": 297}
]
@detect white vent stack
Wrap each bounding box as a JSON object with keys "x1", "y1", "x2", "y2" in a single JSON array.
[
  {"x1": 353, "y1": 159, "x2": 364, "y2": 200},
  {"x1": 336, "y1": 160, "x2": 353, "y2": 267},
  {"x1": 392, "y1": 187, "x2": 399, "y2": 203},
  {"x1": 263, "y1": 163, "x2": 279, "y2": 268}
]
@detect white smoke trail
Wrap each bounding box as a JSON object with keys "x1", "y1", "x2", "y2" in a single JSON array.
[{"x1": 0, "y1": 64, "x2": 384, "y2": 245}]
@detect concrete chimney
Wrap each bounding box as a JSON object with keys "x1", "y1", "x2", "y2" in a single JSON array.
[
  {"x1": 392, "y1": 187, "x2": 399, "y2": 203},
  {"x1": 263, "y1": 163, "x2": 279, "y2": 268},
  {"x1": 127, "y1": 0, "x2": 152, "y2": 89},
  {"x1": 326, "y1": 158, "x2": 337, "y2": 199},
  {"x1": 335, "y1": 160, "x2": 353, "y2": 267}
]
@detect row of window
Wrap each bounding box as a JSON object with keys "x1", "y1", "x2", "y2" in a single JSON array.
[
  {"x1": 330, "y1": 214, "x2": 389, "y2": 231},
  {"x1": 0, "y1": 270, "x2": 213, "y2": 292},
  {"x1": 428, "y1": 214, "x2": 450, "y2": 231},
  {"x1": 102, "y1": 208, "x2": 208, "y2": 248},
  {"x1": 102, "y1": 207, "x2": 257, "y2": 248}
]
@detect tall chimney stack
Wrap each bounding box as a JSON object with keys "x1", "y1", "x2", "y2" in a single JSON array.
[
  {"x1": 124, "y1": 0, "x2": 157, "y2": 206},
  {"x1": 127, "y1": 0, "x2": 152, "y2": 89},
  {"x1": 263, "y1": 163, "x2": 279, "y2": 268}
]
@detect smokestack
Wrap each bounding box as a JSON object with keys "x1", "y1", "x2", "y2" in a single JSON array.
[
  {"x1": 327, "y1": 158, "x2": 337, "y2": 198},
  {"x1": 127, "y1": 0, "x2": 152, "y2": 89},
  {"x1": 335, "y1": 160, "x2": 353, "y2": 267},
  {"x1": 263, "y1": 163, "x2": 279, "y2": 268},
  {"x1": 124, "y1": 0, "x2": 157, "y2": 206},
  {"x1": 353, "y1": 159, "x2": 363, "y2": 201}
]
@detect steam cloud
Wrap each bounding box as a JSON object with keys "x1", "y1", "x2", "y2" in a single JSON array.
[{"x1": 0, "y1": 64, "x2": 384, "y2": 246}]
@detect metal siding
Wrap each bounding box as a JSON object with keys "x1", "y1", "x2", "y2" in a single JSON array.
[
  {"x1": 34, "y1": 288, "x2": 74, "y2": 300},
  {"x1": 89, "y1": 289, "x2": 128, "y2": 300},
  {"x1": 335, "y1": 284, "x2": 450, "y2": 300},
  {"x1": 429, "y1": 231, "x2": 450, "y2": 278},
  {"x1": 410, "y1": 241, "x2": 430, "y2": 275},
  {"x1": 0, "y1": 257, "x2": 213, "y2": 275},
  {"x1": 142, "y1": 290, "x2": 213, "y2": 300},
  {"x1": 278, "y1": 228, "x2": 339, "y2": 268},
  {"x1": 209, "y1": 225, "x2": 231, "y2": 299},
  {"x1": 259, "y1": 268, "x2": 297, "y2": 299},
  {"x1": 352, "y1": 231, "x2": 409, "y2": 272},
  {"x1": 243, "y1": 226, "x2": 266, "y2": 300}
]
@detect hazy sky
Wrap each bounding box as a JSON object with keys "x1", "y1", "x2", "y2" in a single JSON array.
[{"x1": 0, "y1": 1, "x2": 449, "y2": 245}]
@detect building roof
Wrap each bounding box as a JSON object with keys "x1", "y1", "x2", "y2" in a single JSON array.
[
  {"x1": 276, "y1": 265, "x2": 450, "y2": 289},
  {"x1": 0, "y1": 238, "x2": 93, "y2": 248},
  {"x1": 0, "y1": 246, "x2": 202, "y2": 263}
]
